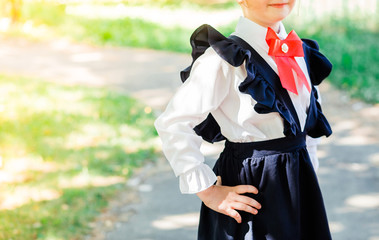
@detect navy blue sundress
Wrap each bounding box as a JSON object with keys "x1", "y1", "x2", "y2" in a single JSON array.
[{"x1": 181, "y1": 25, "x2": 333, "y2": 240}]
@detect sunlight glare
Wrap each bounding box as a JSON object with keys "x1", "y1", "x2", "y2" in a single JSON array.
[
  {"x1": 3, "y1": 156, "x2": 57, "y2": 173},
  {"x1": 346, "y1": 193, "x2": 379, "y2": 209},
  {"x1": 59, "y1": 174, "x2": 125, "y2": 188},
  {"x1": 152, "y1": 212, "x2": 199, "y2": 230},
  {"x1": 65, "y1": 123, "x2": 116, "y2": 149},
  {"x1": 65, "y1": 4, "x2": 240, "y2": 28},
  {"x1": 0, "y1": 18, "x2": 11, "y2": 32},
  {"x1": 369, "y1": 153, "x2": 379, "y2": 166},
  {"x1": 22, "y1": 20, "x2": 34, "y2": 33},
  {"x1": 329, "y1": 221, "x2": 345, "y2": 233},
  {"x1": 337, "y1": 162, "x2": 370, "y2": 172},
  {"x1": 144, "y1": 107, "x2": 152, "y2": 114},
  {"x1": 70, "y1": 52, "x2": 103, "y2": 62},
  {"x1": 0, "y1": 156, "x2": 58, "y2": 184},
  {"x1": 0, "y1": 187, "x2": 61, "y2": 210}
]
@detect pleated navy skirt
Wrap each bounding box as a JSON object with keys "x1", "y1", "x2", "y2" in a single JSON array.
[{"x1": 198, "y1": 134, "x2": 332, "y2": 240}]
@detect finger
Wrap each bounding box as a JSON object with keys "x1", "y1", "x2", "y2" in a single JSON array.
[
  {"x1": 226, "y1": 208, "x2": 242, "y2": 224},
  {"x1": 234, "y1": 185, "x2": 259, "y2": 195},
  {"x1": 230, "y1": 202, "x2": 258, "y2": 215},
  {"x1": 216, "y1": 176, "x2": 222, "y2": 186},
  {"x1": 235, "y1": 195, "x2": 261, "y2": 210}
]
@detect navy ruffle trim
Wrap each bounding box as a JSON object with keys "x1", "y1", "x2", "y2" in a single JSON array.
[
  {"x1": 302, "y1": 39, "x2": 333, "y2": 86},
  {"x1": 181, "y1": 24, "x2": 332, "y2": 143},
  {"x1": 307, "y1": 87, "x2": 333, "y2": 138}
]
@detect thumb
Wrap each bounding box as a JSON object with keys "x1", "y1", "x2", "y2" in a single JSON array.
[{"x1": 216, "y1": 176, "x2": 222, "y2": 186}]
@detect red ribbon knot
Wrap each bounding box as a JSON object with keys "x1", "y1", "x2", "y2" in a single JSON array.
[{"x1": 266, "y1": 27, "x2": 311, "y2": 95}]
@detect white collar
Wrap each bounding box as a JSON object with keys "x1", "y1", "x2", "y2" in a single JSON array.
[{"x1": 232, "y1": 17, "x2": 288, "y2": 53}]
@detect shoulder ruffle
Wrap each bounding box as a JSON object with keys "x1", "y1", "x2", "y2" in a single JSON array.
[
  {"x1": 302, "y1": 39, "x2": 333, "y2": 85},
  {"x1": 180, "y1": 24, "x2": 252, "y2": 143},
  {"x1": 180, "y1": 24, "x2": 249, "y2": 82},
  {"x1": 301, "y1": 39, "x2": 333, "y2": 137},
  {"x1": 307, "y1": 87, "x2": 333, "y2": 138},
  {"x1": 181, "y1": 25, "x2": 332, "y2": 141},
  {"x1": 181, "y1": 24, "x2": 292, "y2": 140},
  {"x1": 230, "y1": 35, "x2": 299, "y2": 137},
  {"x1": 182, "y1": 24, "x2": 298, "y2": 140},
  {"x1": 231, "y1": 36, "x2": 334, "y2": 137},
  {"x1": 237, "y1": 56, "x2": 298, "y2": 136}
]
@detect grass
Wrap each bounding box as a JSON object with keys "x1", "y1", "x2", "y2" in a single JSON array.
[
  {"x1": 0, "y1": 1, "x2": 377, "y2": 238},
  {"x1": 12, "y1": 1, "x2": 378, "y2": 103},
  {"x1": 288, "y1": 18, "x2": 379, "y2": 103},
  {"x1": 86, "y1": 0, "x2": 237, "y2": 9},
  {"x1": 0, "y1": 75, "x2": 158, "y2": 240},
  {"x1": 63, "y1": 17, "x2": 194, "y2": 53}
]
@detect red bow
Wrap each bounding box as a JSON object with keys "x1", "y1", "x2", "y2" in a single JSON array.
[{"x1": 265, "y1": 27, "x2": 310, "y2": 95}]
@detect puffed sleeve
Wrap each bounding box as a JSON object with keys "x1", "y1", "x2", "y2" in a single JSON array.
[{"x1": 154, "y1": 47, "x2": 232, "y2": 194}]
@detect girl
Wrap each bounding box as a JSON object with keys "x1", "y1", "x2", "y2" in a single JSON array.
[{"x1": 155, "y1": 0, "x2": 333, "y2": 239}]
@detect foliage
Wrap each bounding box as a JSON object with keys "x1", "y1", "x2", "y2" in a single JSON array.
[
  {"x1": 0, "y1": 75, "x2": 158, "y2": 240},
  {"x1": 184, "y1": 18, "x2": 379, "y2": 103},
  {"x1": 0, "y1": 0, "x2": 23, "y2": 22},
  {"x1": 15, "y1": 2, "x2": 378, "y2": 102},
  {"x1": 109, "y1": 0, "x2": 236, "y2": 9},
  {"x1": 22, "y1": 1, "x2": 66, "y2": 25},
  {"x1": 64, "y1": 16, "x2": 193, "y2": 53},
  {"x1": 288, "y1": 19, "x2": 379, "y2": 103},
  {"x1": 0, "y1": 1, "x2": 377, "y2": 239}
]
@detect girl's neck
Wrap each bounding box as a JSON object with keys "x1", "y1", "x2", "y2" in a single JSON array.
[
  {"x1": 266, "y1": 23, "x2": 281, "y2": 33},
  {"x1": 242, "y1": 14, "x2": 281, "y2": 33}
]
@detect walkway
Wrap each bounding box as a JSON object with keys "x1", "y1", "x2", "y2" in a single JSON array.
[{"x1": 0, "y1": 38, "x2": 378, "y2": 240}]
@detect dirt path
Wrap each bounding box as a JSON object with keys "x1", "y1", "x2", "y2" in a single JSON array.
[{"x1": 1, "y1": 38, "x2": 378, "y2": 240}]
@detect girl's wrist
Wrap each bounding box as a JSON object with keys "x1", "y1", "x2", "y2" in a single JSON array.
[{"x1": 196, "y1": 185, "x2": 215, "y2": 200}]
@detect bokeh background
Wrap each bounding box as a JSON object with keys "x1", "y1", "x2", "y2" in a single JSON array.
[{"x1": 0, "y1": 0, "x2": 378, "y2": 239}]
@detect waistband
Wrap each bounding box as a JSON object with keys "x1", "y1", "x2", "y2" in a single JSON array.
[{"x1": 225, "y1": 133, "x2": 307, "y2": 159}]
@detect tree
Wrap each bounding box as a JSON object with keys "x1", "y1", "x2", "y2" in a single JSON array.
[{"x1": 1, "y1": 0, "x2": 23, "y2": 23}]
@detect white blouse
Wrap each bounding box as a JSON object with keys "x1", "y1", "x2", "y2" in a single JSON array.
[{"x1": 155, "y1": 17, "x2": 321, "y2": 194}]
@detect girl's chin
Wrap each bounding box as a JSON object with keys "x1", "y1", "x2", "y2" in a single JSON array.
[{"x1": 269, "y1": 10, "x2": 292, "y2": 20}]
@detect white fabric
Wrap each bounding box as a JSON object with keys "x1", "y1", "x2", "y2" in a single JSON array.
[
  {"x1": 179, "y1": 164, "x2": 218, "y2": 194},
  {"x1": 155, "y1": 17, "x2": 321, "y2": 194}
]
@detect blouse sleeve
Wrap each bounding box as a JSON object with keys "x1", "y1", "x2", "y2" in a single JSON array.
[
  {"x1": 154, "y1": 48, "x2": 232, "y2": 194},
  {"x1": 306, "y1": 136, "x2": 320, "y2": 171}
]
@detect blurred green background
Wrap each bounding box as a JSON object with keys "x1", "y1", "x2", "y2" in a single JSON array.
[
  {"x1": 0, "y1": 0, "x2": 378, "y2": 239},
  {"x1": 1, "y1": 0, "x2": 377, "y2": 102}
]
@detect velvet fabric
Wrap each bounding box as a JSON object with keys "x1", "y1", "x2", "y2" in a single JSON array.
[
  {"x1": 181, "y1": 24, "x2": 332, "y2": 143},
  {"x1": 181, "y1": 24, "x2": 333, "y2": 240},
  {"x1": 198, "y1": 134, "x2": 332, "y2": 240}
]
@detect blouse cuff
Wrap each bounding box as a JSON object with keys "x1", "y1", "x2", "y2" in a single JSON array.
[{"x1": 179, "y1": 164, "x2": 217, "y2": 194}]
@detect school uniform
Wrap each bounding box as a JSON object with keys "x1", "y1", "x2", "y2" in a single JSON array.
[{"x1": 155, "y1": 17, "x2": 333, "y2": 240}]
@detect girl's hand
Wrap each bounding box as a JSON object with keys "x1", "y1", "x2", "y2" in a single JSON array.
[{"x1": 196, "y1": 176, "x2": 261, "y2": 224}]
